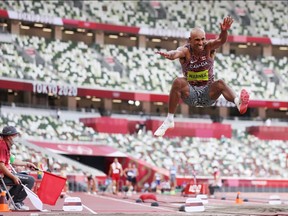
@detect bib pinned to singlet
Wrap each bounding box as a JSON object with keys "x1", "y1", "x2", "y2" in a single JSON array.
[{"x1": 187, "y1": 70, "x2": 209, "y2": 81}]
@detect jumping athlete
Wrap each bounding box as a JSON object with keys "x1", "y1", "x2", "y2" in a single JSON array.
[{"x1": 154, "y1": 16, "x2": 249, "y2": 137}]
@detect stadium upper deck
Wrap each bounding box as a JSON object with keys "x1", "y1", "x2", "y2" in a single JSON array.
[
  {"x1": 0, "y1": 0, "x2": 287, "y2": 119},
  {"x1": 0, "y1": 1, "x2": 287, "y2": 39}
]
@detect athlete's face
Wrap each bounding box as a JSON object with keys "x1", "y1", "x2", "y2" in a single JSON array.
[{"x1": 190, "y1": 30, "x2": 206, "y2": 52}]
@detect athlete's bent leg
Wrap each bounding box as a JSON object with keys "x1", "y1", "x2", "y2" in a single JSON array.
[
  {"x1": 209, "y1": 79, "x2": 249, "y2": 114},
  {"x1": 209, "y1": 79, "x2": 236, "y2": 102},
  {"x1": 154, "y1": 78, "x2": 189, "y2": 137},
  {"x1": 168, "y1": 77, "x2": 189, "y2": 112}
]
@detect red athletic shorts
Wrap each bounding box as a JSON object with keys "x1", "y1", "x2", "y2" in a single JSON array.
[{"x1": 112, "y1": 173, "x2": 120, "y2": 181}]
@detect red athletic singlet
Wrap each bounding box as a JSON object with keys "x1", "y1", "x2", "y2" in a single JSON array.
[{"x1": 181, "y1": 44, "x2": 214, "y2": 86}]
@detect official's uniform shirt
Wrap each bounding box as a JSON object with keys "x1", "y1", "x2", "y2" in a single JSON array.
[{"x1": 0, "y1": 139, "x2": 12, "y2": 175}]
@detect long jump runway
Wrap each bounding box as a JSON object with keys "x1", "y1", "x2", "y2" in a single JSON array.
[{"x1": 2, "y1": 192, "x2": 288, "y2": 216}]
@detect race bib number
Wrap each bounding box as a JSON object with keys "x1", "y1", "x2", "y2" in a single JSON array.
[{"x1": 187, "y1": 70, "x2": 208, "y2": 81}]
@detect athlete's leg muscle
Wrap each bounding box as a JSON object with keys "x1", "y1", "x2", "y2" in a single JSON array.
[
  {"x1": 168, "y1": 77, "x2": 189, "y2": 113},
  {"x1": 209, "y1": 79, "x2": 236, "y2": 102}
]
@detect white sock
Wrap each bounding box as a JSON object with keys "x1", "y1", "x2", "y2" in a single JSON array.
[
  {"x1": 167, "y1": 113, "x2": 174, "y2": 121},
  {"x1": 234, "y1": 97, "x2": 240, "y2": 110}
]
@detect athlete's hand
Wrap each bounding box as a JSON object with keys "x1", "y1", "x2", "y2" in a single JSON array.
[
  {"x1": 220, "y1": 16, "x2": 233, "y2": 31},
  {"x1": 12, "y1": 175, "x2": 21, "y2": 185},
  {"x1": 156, "y1": 51, "x2": 173, "y2": 60}
]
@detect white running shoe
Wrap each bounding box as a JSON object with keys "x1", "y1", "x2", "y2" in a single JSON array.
[
  {"x1": 10, "y1": 202, "x2": 29, "y2": 210},
  {"x1": 154, "y1": 119, "x2": 174, "y2": 137}
]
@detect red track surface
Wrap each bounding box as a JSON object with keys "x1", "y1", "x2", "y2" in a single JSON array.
[{"x1": 1, "y1": 192, "x2": 288, "y2": 215}]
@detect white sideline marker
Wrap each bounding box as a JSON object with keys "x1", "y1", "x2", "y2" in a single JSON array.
[
  {"x1": 63, "y1": 197, "x2": 83, "y2": 211},
  {"x1": 184, "y1": 197, "x2": 205, "y2": 212},
  {"x1": 268, "y1": 195, "x2": 282, "y2": 205}
]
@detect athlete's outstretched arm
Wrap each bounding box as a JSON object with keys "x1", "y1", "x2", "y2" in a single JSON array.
[
  {"x1": 207, "y1": 16, "x2": 233, "y2": 50},
  {"x1": 156, "y1": 47, "x2": 186, "y2": 60}
]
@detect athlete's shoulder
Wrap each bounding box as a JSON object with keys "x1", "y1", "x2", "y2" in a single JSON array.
[
  {"x1": 204, "y1": 40, "x2": 217, "y2": 51},
  {"x1": 177, "y1": 44, "x2": 189, "y2": 51},
  {"x1": 203, "y1": 41, "x2": 216, "y2": 58}
]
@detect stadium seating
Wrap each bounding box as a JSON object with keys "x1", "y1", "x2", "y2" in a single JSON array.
[
  {"x1": 0, "y1": 1, "x2": 287, "y2": 191},
  {"x1": 12, "y1": 143, "x2": 66, "y2": 174},
  {"x1": 0, "y1": 112, "x2": 98, "y2": 175},
  {"x1": 1, "y1": 111, "x2": 287, "y2": 178},
  {"x1": 1, "y1": 34, "x2": 286, "y2": 100},
  {"x1": 243, "y1": 1, "x2": 288, "y2": 38},
  {"x1": 0, "y1": 37, "x2": 59, "y2": 82},
  {"x1": 1, "y1": 1, "x2": 287, "y2": 38},
  {"x1": 73, "y1": 131, "x2": 288, "y2": 178},
  {"x1": 0, "y1": 0, "x2": 87, "y2": 21},
  {"x1": 99, "y1": 44, "x2": 180, "y2": 92},
  {"x1": 0, "y1": 35, "x2": 125, "y2": 89},
  {"x1": 0, "y1": 112, "x2": 97, "y2": 141},
  {"x1": 260, "y1": 56, "x2": 288, "y2": 94},
  {"x1": 214, "y1": 54, "x2": 287, "y2": 100},
  {"x1": 2, "y1": 133, "x2": 80, "y2": 176}
]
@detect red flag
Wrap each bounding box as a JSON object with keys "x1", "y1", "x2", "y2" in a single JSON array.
[{"x1": 37, "y1": 171, "x2": 67, "y2": 205}]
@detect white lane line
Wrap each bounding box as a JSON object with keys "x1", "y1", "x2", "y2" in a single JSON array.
[{"x1": 83, "y1": 204, "x2": 98, "y2": 214}]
